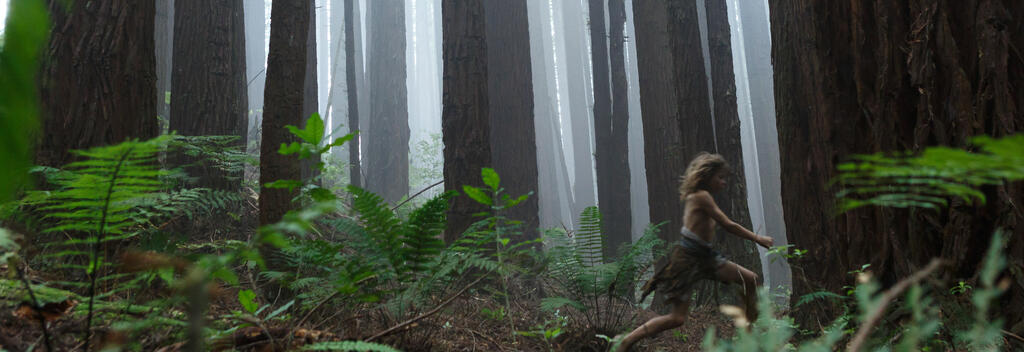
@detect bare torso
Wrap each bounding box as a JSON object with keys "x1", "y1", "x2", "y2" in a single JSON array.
[{"x1": 682, "y1": 190, "x2": 716, "y2": 243}]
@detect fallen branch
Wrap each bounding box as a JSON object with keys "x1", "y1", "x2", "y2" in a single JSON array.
[
  {"x1": 391, "y1": 180, "x2": 444, "y2": 211},
  {"x1": 1003, "y1": 329, "x2": 1024, "y2": 344},
  {"x1": 367, "y1": 274, "x2": 487, "y2": 342},
  {"x1": 848, "y1": 258, "x2": 947, "y2": 352}
]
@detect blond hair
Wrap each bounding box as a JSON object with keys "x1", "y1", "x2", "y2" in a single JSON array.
[{"x1": 679, "y1": 152, "x2": 728, "y2": 198}]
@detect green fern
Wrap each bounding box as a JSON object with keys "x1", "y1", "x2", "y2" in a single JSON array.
[
  {"x1": 795, "y1": 290, "x2": 846, "y2": 308},
  {"x1": 24, "y1": 136, "x2": 170, "y2": 344},
  {"x1": 302, "y1": 340, "x2": 401, "y2": 352},
  {"x1": 836, "y1": 134, "x2": 1024, "y2": 211},
  {"x1": 575, "y1": 206, "x2": 604, "y2": 265},
  {"x1": 539, "y1": 207, "x2": 664, "y2": 332}
]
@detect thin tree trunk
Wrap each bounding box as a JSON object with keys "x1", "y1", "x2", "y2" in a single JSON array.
[
  {"x1": 604, "y1": 0, "x2": 632, "y2": 259},
  {"x1": 155, "y1": 0, "x2": 173, "y2": 134},
  {"x1": 169, "y1": 0, "x2": 248, "y2": 190},
  {"x1": 485, "y1": 0, "x2": 539, "y2": 242},
  {"x1": 562, "y1": 0, "x2": 597, "y2": 222},
  {"x1": 344, "y1": 0, "x2": 362, "y2": 188},
  {"x1": 698, "y1": 0, "x2": 763, "y2": 306},
  {"x1": 769, "y1": 0, "x2": 1024, "y2": 327},
  {"x1": 365, "y1": 0, "x2": 409, "y2": 203},
  {"x1": 301, "y1": 4, "x2": 321, "y2": 184},
  {"x1": 590, "y1": 0, "x2": 617, "y2": 258},
  {"x1": 38, "y1": 0, "x2": 158, "y2": 167},
  {"x1": 442, "y1": 0, "x2": 492, "y2": 243}
]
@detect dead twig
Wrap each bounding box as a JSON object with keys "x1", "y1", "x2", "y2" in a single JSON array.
[
  {"x1": 848, "y1": 258, "x2": 947, "y2": 352},
  {"x1": 391, "y1": 180, "x2": 444, "y2": 211},
  {"x1": 1003, "y1": 329, "x2": 1024, "y2": 344},
  {"x1": 367, "y1": 274, "x2": 488, "y2": 342}
]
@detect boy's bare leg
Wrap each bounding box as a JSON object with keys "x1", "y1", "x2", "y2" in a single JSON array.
[
  {"x1": 615, "y1": 299, "x2": 691, "y2": 352},
  {"x1": 715, "y1": 261, "x2": 761, "y2": 322}
]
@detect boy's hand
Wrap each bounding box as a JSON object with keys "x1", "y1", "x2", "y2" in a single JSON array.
[{"x1": 755, "y1": 235, "x2": 774, "y2": 249}]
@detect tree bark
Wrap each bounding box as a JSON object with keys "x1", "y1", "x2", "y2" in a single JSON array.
[
  {"x1": 697, "y1": 0, "x2": 763, "y2": 306},
  {"x1": 38, "y1": 0, "x2": 158, "y2": 167},
  {"x1": 301, "y1": 3, "x2": 321, "y2": 184},
  {"x1": 485, "y1": 0, "x2": 540, "y2": 241},
  {"x1": 344, "y1": 0, "x2": 362, "y2": 188},
  {"x1": 769, "y1": 0, "x2": 1024, "y2": 327},
  {"x1": 155, "y1": 0, "x2": 173, "y2": 134},
  {"x1": 169, "y1": 0, "x2": 248, "y2": 190},
  {"x1": 604, "y1": 0, "x2": 633, "y2": 259},
  {"x1": 632, "y1": 0, "x2": 686, "y2": 251},
  {"x1": 260, "y1": 1, "x2": 309, "y2": 225},
  {"x1": 442, "y1": 0, "x2": 492, "y2": 243},
  {"x1": 365, "y1": 0, "x2": 409, "y2": 203}
]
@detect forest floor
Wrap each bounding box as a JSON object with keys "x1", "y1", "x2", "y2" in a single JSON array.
[{"x1": 0, "y1": 272, "x2": 736, "y2": 351}]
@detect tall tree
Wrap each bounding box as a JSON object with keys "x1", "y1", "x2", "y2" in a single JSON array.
[
  {"x1": 38, "y1": 0, "x2": 158, "y2": 167},
  {"x1": 696, "y1": 0, "x2": 763, "y2": 305},
  {"x1": 595, "y1": 0, "x2": 633, "y2": 259},
  {"x1": 155, "y1": 0, "x2": 173, "y2": 133},
  {"x1": 441, "y1": 0, "x2": 491, "y2": 243},
  {"x1": 486, "y1": 0, "x2": 540, "y2": 241},
  {"x1": 169, "y1": 0, "x2": 248, "y2": 189},
  {"x1": 561, "y1": 0, "x2": 597, "y2": 223},
  {"x1": 769, "y1": 0, "x2": 1024, "y2": 327},
  {"x1": 364, "y1": 0, "x2": 409, "y2": 203},
  {"x1": 260, "y1": 1, "x2": 309, "y2": 225},
  {"x1": 300, "y1": 3, "x2": 321, "y2": 183},
  {"x1": 343, "y1": 0, "x2": 362, "y2": 187},
  {"x1": 631, "y1": 0, "x2": 685, "y2": 251}
]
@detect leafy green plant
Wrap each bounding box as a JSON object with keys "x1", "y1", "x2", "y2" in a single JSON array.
[
  {"x1": 538, "y1": 206, "x2": 665, "y2": 335},
  {"x1": 835, "y1": 134, "x2": 1024, "y2": 211},
  {"x1": 516, "y1": 309, "x2": 568, "y2": 351},
  {"x1": 0, "y1": 0, "x2": 49, "y2": 202}
]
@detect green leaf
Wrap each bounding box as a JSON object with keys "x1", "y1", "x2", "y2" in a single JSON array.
[
  {"x1": 482, "y1": 168, "x2": 500, "y2": 190},
  {"x1": 279, "y1": 142, "x2": 303, "y2": 155},
  {"x1": 0, "y1": 0, "x2": 49, "y2": 201},
  {"x1": 326, "y1": 132, "x2": 357, "y2": 149},
  {"x1": 238, "y1": 289, "x2": 258, "y2": 313},
  {"x1": 307, "y1": 187, "x2": 337, "y2": 202},
  {"x1": 286, "y1": 113, "x2": 326, "y2": 145},
  {"x1": 264, "y1": 180, "x2": 303, "y2": 191},
  {"x1": 506, "y1": 194, "x2": 531, "y2": 207},
  {"x1": 265, "y1": 300, "x2": 294, "y2": 320},
  {"x1": 462, "y1": 185, "x2": 492, "y2": 205}
]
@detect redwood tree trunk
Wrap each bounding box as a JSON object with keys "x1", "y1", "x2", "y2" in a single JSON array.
[
  {"x1": 442, "y1": 0, "x2": 492, "y2": 243},
  {"x1": 260, "y1": 1, "x2": 309, "y2": 226},
  {"x1": 169, "y1": 0, "x2": 248, "y2": 189},
  {"x1": 769, "y1": 0, "x2": 1024, "y2": 328},
  {"x1": 38, "y1": 0, "x2": 158, "y2": 167},
  {"x1": 632, "y1": 0, "x2": 686, "y2": 249},
  {"x1": 486, "y1": 0, "x2": 539, "y2": 241},
  {"x1": 155, "y1": 0, "x2": 173, "y2": 133},
  {"x1": 698, "y1": 0, "x2": 763, "y2": 306},
  {"x1": 605, "y1": 0, "x2": 633, "y2": 259},
  {"x1": 301, "y1": 4, "x2": 321, "y2": 184},
  {"x1": 345, "y1": 0, "x2": 362, "y2": 188},
  {"x1": 365, "y1": 0, "x2": 410, "y2": 203}
]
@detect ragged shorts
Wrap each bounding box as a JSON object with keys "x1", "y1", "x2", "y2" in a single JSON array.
[{"x1": 640, "y1": 227, "x2": 728, "y2": 303}]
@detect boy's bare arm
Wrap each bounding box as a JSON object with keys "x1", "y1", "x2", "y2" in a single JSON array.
[{"x1": 694, "y1": 192, "x2": 773, "y2": 248}]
